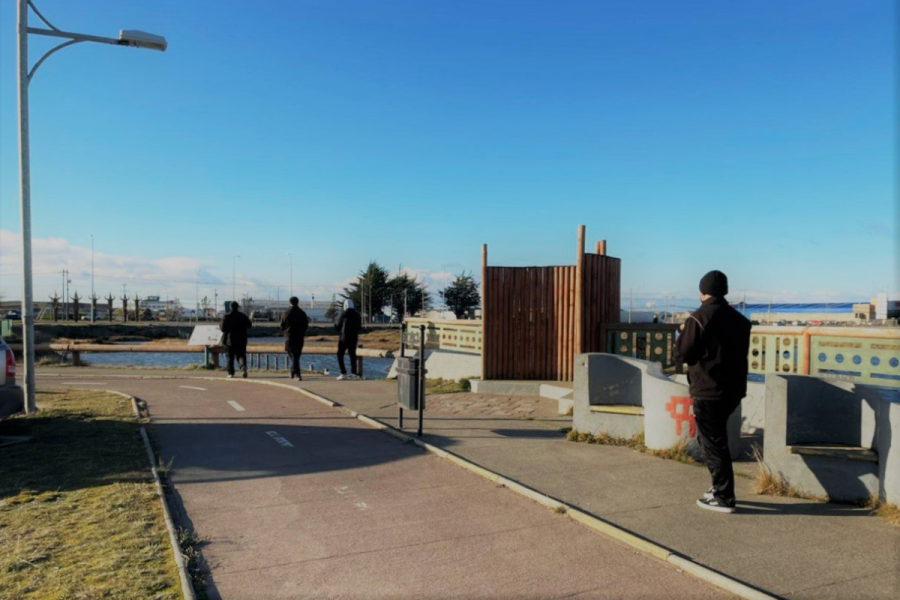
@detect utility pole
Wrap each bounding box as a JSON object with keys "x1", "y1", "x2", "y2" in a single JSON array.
[
  {"x1": 629, "y1": 289, "x2": 633, "y2": 324},
  {"x1": 214, "y1": 289, "x2": 218, "y2": 317},
  {"x1": 232, "y1": 255, "x2": 240, "y2": 303},
  {"x1": 195, "y1": 269, "x2": 200, "y2": 324},
  {"x1": 90, "y1": 233, "x2": 95, "y2": 323},
  {"x1": 287, "y1": 252, "x2": 293, "y2": 298}
]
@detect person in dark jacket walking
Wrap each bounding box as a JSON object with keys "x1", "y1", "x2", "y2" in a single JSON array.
[
  {"x1": 335, "y1": 299, "x2": 362, "y2": 380},
  {"x1": 281, "y1": 296, "x2": 309, "y2": 380},
  {"x1": 675, "y1": 270, "x2": 751, "y2": 513},
  {"x1": 220, "y1": 301, "x2": 253, "y2": 378}
]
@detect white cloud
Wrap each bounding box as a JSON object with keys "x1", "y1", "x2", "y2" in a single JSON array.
[{"x1": 0, "y1": 229, "x2": 360, "y2": 304}]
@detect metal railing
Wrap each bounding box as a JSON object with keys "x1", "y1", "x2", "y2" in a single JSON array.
[
  {"x1": 602, "y1": 324, "x2": 680, "y2": 369},
  {"x1": 604, "y1": 324, "x2": 900, "y2": 388},
  {"x1": 9, "y1": 342, "x2": 394, "y2": 378},
  {"x1": 749, "y1": 326, "x2": 900, "y2": 387},
  {"x1": 403, "y1": 318, "x2": 482, "y2": 355}
]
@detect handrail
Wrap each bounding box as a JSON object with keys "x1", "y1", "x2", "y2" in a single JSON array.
[
  {"x1": 403, "y1": 318, "x2": 482, "y2": 355},
  {"x1": 7, "y1": 343, "x2": 394, "y2": 358}
]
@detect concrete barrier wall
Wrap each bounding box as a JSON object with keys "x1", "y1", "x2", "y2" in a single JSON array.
[
  {"x1": 574, "y1": 354, "x2": 741, "y2": 459},
  {"x1": 763, "y1": 375, "x2": 899, "y2": 503},
  {"x1": 387, "y1": 350, "x2": 482, "y2": 381}
]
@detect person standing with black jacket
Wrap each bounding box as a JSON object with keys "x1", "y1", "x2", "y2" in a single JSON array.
[
  {"x1": 281, "y1": 296, "x2": 309, "y2": 380},
  {"x1": 335, "y1": 299, "x2": 362, "y2": 380},
  {"x1": 675, "y1": 270, "x2": 751, "y2": 514},
  {"x1": 220, "y1": 301, "x2": 253, "y2": 378}
]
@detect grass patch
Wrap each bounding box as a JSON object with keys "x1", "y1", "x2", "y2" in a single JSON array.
[
  {"x1": 566, "y1": 429, "x2": 699, "y2": 466},
  {"x1": 425, "y1": 378, "x2": 471, "y2": 394},
  {"x1": 0, "y1": 390, "x2": 182, "y2": 599}
]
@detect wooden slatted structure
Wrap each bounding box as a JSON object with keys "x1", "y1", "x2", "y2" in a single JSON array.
[{"x1": 481, "y1": 226, "x2": 621, "y2": 381}]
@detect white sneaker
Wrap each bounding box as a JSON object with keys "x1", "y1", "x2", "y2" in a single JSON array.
[
  {"x1": 696, "y1": 497, "x2": 736, "y2": 514},
  {"x1": 337, "y1": 374, "x2": 346, "y2": 381}
]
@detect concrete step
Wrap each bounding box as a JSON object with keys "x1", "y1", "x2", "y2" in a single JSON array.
[{"x1": 470, "y1": 380, "x2": 574, "y2": 415}]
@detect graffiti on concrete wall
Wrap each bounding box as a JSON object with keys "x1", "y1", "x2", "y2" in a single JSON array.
[{"x1": 666, "y1": 396, "x2": 696, "y2": 437}]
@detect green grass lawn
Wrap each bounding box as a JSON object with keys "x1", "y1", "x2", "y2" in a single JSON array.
[{"x1": 0, "y1": 390, "x2": 181, "y2": 600}]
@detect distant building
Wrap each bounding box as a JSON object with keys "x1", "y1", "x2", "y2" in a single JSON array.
[
  {"x1": 735, "y1": 297, "x2": 897, "y2": 325},
  {"x1": 873, "y1": 293, "x2": 900, "y2": 320}
]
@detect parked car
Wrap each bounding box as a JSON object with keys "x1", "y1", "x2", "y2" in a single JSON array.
[
  {"x1": 0, "y1": 337, "x2": 24, "y2": 418},
  {"x1": 4, "y1": 310, "x2": 21, "y2": 320}
]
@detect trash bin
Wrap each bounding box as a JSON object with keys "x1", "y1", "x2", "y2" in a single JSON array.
[{"x1": 397, "y1": 356, "x2": 421, "y2": 411}]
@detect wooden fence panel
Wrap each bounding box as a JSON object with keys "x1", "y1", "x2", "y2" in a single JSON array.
[{"x1": 483, "y1": 255, "x2": 620, "y2": 381}]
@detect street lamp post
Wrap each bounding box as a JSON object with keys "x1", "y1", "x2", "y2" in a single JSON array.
[
  {"x1": 232, "y1": 255, "x2": 240, "y2": 304},
  {"x1": 16, "y1": 0, "x2": 166, "y2": 413}
]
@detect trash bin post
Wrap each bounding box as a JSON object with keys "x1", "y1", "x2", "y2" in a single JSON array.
[
  {"x1": 417, "y1": 324, "x2": 425, "y2": 438},
  {"x1": 399, "y1": 323, "x2": 406, "y2": 429}
]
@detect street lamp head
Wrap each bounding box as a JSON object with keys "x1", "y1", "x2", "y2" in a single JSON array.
[{"x1": 119, "y1": 30, "x2": 167, "y2": 52}]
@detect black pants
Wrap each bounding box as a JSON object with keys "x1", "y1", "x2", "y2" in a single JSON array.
[
  {"x1": 227, "y1": 345, "x2": 247, "y2": 375},
  {"x1": 286, "y1": 341, "x2": 304, "y2": 377},
  {"x1": 337, "y1": 340, "x2": 358, "y2": 375},
  {"x1": 694, "y1": 396, "x2": 742, "y2": 505}
]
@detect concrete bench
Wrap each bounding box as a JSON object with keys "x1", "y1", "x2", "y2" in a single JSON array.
[
  {"x1": 764, "y1": 375, "x2": 900, "y2": 503},
  {"x1": 573, "y1": 354, "x2": 741, "y2": 459}
]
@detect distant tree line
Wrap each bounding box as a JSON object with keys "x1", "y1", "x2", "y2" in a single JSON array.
[{"x1": 325, "y1": 261, "x2": 481, "y2": 322}]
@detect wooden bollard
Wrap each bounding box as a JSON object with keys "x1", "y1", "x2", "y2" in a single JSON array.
[
  {"x1": 357, "y1": 356, "x2": 364, "y2": 379},
  {"x1": 72, "y1": 350, "x2": 81, "y2": 367}
]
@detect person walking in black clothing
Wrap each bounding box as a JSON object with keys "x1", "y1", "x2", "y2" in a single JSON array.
[
  {"x1": 220, "y1": 301, "x2": 253, "y2": 378},
  {"x1": 281, "y1": 296, "x2": 309, "y2": 380},
  {"x1": 335, "y1": 299, "x2": 362, "y2": 380},
  {"x1": 675, "y1": 270, "x2": 751, "y2": 513}
]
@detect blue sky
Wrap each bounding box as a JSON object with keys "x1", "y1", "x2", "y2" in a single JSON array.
[{"x1": 0, "y1": 0, "x2": 895, "y2": 311}]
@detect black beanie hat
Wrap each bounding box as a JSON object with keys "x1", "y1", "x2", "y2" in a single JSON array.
[{"x1": 699, "y1": 270, "x2": 728, "y2": 297}]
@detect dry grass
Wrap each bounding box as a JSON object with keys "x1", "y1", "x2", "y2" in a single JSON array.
[
  {"x1": 867, "y1": 497, "x2": 900, "y2": 528},
  {"x1": 0, "y1": 390, "x2": 181, "y2": 599},
  {"x1": 566, "y1": 430, "x2": 699, "y2": 466},
  {"x1": 751, "y1": 445, "x2": 827, "y2": 501},
  {"x1": 425, "y1": 378, "x2": 472, "y2": 394}
]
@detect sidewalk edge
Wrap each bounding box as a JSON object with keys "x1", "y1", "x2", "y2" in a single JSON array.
[{"x1": 106, "y1": 390, "x2": 196, "y2": 600}]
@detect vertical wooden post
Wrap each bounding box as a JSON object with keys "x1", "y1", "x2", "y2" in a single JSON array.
[
  {"x1": 575, "y1": 225, "x2": 585, "y2": 357},
  {"x1": 597, "y1": 240, "x2": 607, "y2": 256},
  {"x1": 481, "y1": 244, "x2": 488, "y2": 380},
  {"x1": 72, "y1": 350, "x2": 81, "y2": 367}
]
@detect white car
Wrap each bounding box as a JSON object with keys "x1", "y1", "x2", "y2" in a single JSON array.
[{"x1": 0, "y1": 337, "x2": 24, "y2": 418}]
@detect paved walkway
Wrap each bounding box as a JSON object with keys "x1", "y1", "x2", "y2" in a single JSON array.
[
  {"x1": 36, "y1": 368, "x2": 900, "y2": 599},
  {"x1": 36, "y1": 371, "x2": 731, "y2": 600},
  {"x1": 297, "y1": 378, "x2": 900, "y2": 600}
]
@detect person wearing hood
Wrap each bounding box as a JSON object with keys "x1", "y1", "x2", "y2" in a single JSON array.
[
  {"x1": 335, "y1": 299, "x2": 362, "y2": 380},
  {"x1": 220, "y1": 301, "x2": 253, "y2": 379},
  {"x1": 675, "y1": 270, "x2": 751, "y2": 514},
  {"x1": 281, "y1": 296, "x2": 310, "y2": 380}
]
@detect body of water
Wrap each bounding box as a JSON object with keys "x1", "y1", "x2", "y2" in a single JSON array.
[{"x1": 77, "y1": 338, "x2": 395, "y2": 378}]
